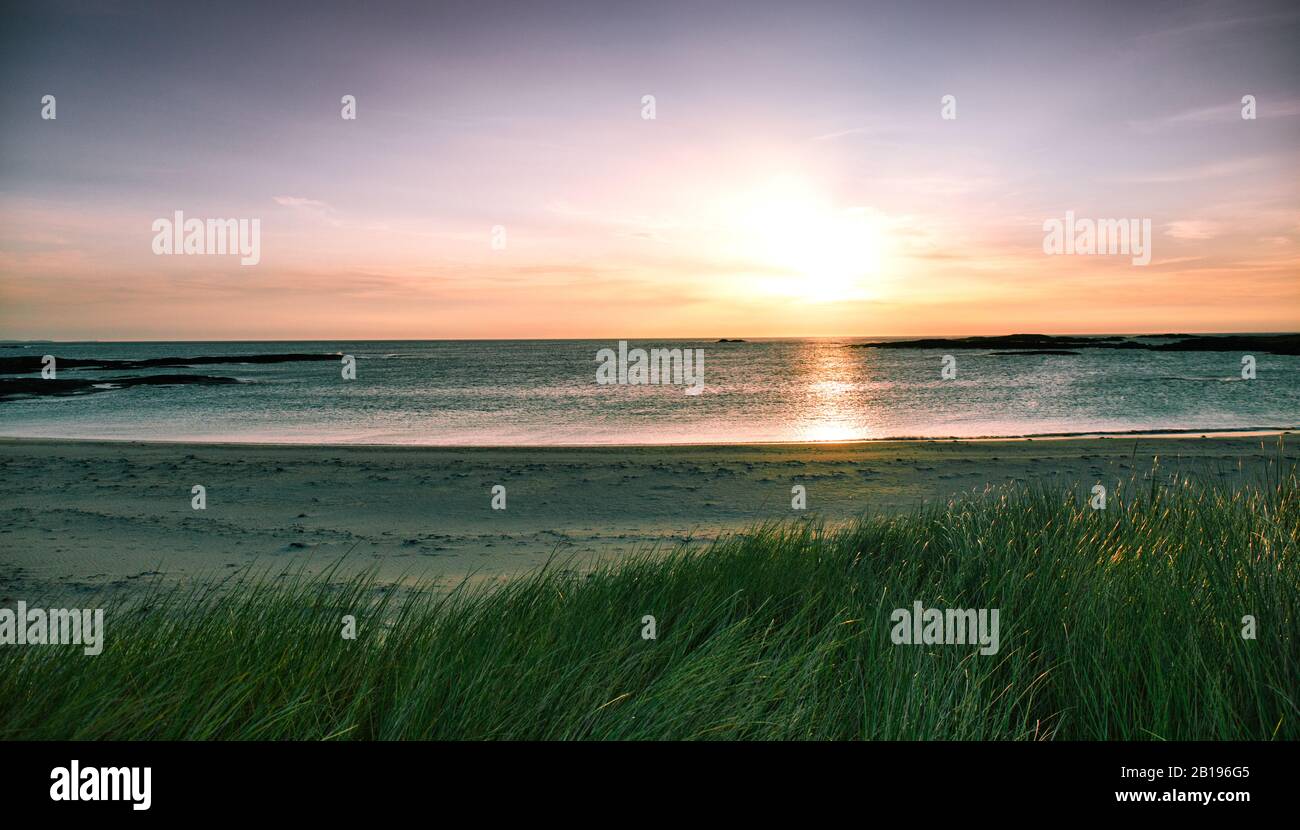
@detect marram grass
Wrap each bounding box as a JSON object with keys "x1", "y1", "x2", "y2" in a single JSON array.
[{"x1": 1, "y1": 470, "x2": 1296, "y2": 740}]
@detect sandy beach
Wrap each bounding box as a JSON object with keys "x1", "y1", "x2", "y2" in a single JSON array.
[{"x1": 1, "y1": 433, "x2": 1293, "y2": 599}]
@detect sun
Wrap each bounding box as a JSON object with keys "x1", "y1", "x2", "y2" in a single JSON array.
[{"x1": 732, "y1": 178, "x2": 886, "y2": 303}]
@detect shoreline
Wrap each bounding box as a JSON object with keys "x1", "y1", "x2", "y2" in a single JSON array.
[
  {"x1": 0, "y1": 425, "x2": 1295, "y2": 450},
  {"x1": 2, "y1": 433, "x2": 1296, "y2": 602}
]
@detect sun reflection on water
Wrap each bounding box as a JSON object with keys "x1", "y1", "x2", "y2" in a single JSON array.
[{"x1": 789, "y1": 342, "x2": 875, "y2": 442}]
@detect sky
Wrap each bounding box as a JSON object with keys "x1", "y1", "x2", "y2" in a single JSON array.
[{"x1": 1, "y1": 0, "x2": 1298, "y2": 340}]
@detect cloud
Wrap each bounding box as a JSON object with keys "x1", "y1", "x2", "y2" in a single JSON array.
[
  {"x1": 273, "y1": 196, "x2": 330, "y2": 209},
  {"x1": 1129, "y1": 99, "x2": 1300, "y2": 133},
  {"x1": 810, "y1": 125, "x2": 896, "y2": 142},
  {"x1": 1136, "y1": 9, "x2": 1300, "y2": 45},
  {"x1": 1117, "y1": 156, "x2": 1272, "y2": 184},
  {"x1": 1165, "y1": 220, "x2": 1220, "y2": 240}
]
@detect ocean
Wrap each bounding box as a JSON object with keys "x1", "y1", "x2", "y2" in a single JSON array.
[{"x1": 2, "y1": 338, "x2": 1297, "y2": 445}]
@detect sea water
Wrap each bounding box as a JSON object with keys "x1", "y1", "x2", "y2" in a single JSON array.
[{"x1": 2, "y1": 338, "x2": 1296, "y2": 445}]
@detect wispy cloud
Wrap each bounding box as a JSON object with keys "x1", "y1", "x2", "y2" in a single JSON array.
[
  {"x1": 1136, "y1": 9, "x2": 1300, "y2": 45},
  {"x1": 1165, "y1": 220, "x2": 1221, "y2": 240},
  {"x1": 272, "y1": 196, "x2": 330, "y2": 209},
  {"x1": 810, "y1": 125, "x2": 896, "y2": 143},
  {"x1": 1129, "y1": 99, "x2": 1300, "y2": 133},
  {"x1": 1116, "y1": 156, "x2": 1273, "y2": 184}
]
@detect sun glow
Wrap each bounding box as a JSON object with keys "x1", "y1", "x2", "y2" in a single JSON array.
[{"x1": 730, "y1": 178, "x2": 887, "y2": 303}]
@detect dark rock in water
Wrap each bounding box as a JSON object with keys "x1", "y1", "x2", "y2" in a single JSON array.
[
  {"x1": 0, "y1": 374, "x2": 242, "y2": 402},
  {"x1": 989, "y1": 350, "x2": 1080, "y2": 356},
  {"x1": 1147, "y1": 334, "x2": 1300, "y2": 355},
  {"x1": 715, "y1": 338, "x2": 746, "y2": 343},
  {"x1": 855, "y1": 334, "x2": 1136, "y2": 350},
  {"x1": 853, "y1": 332, "x2": 1300, "y2": 356},
  {"x1": 0, "y1": 353, "x2": 338, "y2": 374}
]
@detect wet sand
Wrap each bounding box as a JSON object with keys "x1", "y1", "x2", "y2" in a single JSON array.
[{"x1": 0, "y1": 434, "x2": 1294, "y2": 599}]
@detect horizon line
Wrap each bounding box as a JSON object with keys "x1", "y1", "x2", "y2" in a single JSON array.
[{"x1": 2, "y1": 330, "x2": 1298, "y2": 344}]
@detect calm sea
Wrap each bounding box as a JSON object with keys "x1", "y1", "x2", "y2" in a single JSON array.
[{"x1": 2, "y1": 339, "x2": 1297, "y2": 445}]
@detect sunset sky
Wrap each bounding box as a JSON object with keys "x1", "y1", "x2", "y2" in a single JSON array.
[{"x1": 1, "y1": 0, "x2": 1298, "y2": 340}]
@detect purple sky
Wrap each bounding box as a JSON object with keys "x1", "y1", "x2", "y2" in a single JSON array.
[{"x1": 2, "y1": 0, "x2": 1298, "y2": 339}]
